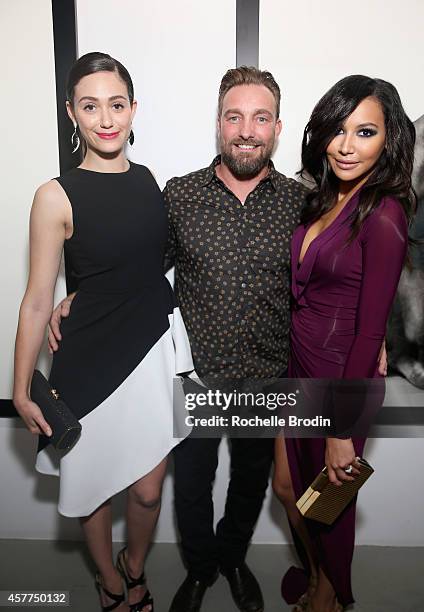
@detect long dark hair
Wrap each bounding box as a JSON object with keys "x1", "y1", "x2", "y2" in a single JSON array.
[{"x1": 299, "y1": 75, "x2": 416, "y2": 235}]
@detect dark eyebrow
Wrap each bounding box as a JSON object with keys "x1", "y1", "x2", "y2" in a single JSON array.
[
  {"x1": 78, "y1": 96, "x2": 97, "y2": 103},
  {"x1": 78, "y1": 95, "x2": 128, "y2": 103},
  {"x1": 356, "y1": 122, "x2": 379, "y2": 128}
]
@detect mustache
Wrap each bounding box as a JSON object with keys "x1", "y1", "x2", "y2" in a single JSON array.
[{"x1": 231, "y1": 140, "x2": 264, "y2": 147}]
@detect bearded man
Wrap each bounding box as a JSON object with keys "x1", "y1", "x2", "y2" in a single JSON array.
[{"x1": 164, "y1": 67, "x2": 307, "y2": 612}]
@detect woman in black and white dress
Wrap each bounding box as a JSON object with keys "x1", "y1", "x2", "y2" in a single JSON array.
[{"x1": 13, "y1": 52, "x2": 192, "y2": 612}]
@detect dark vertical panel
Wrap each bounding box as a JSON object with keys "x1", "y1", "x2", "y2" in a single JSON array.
[
  {"x1": 52, "y1": 0, "x2": 78, "y2": 174},
  {"x1": 51, "y1": 0, "x2": 79, "y2": 295},
  {"x1": 236, "y1": 0, "x2": 259, "y2": 67}
]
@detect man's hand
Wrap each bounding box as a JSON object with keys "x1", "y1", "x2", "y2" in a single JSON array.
[
  {"x1": 47, "y1": 292, "x2": 76, "y2": 353},
  {"x1": 377, "y1": 340, "x2": 387, "y2": 376},
  {"x1": 325, "y1": 437, "x2": 361, "y2": 486}
]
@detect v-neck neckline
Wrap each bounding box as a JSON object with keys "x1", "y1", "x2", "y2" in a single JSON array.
[{"x1": 298, "y1": 189, "x2": 360, "y2": 267}]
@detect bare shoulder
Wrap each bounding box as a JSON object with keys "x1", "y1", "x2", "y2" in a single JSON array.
[
  {"x1": 34, "y1": 179, "x2": 68, "y2": 205},
  {"x1": 31, "y1": 179, "x2": 71, "y2": 223}
]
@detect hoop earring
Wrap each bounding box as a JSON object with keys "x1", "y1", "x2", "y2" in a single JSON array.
[
  {"x1": 128, "y1": 129, "x2": 134, "y2": 145},
  {"x1": 71, "y1": 124, "x2": 80, "y2": 153}
]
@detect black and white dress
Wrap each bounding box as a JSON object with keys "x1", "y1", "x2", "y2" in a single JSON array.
[{"x1": 35, "y1": 162, "x2": 193, "y2": 517}]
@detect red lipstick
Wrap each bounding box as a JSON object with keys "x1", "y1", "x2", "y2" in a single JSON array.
[{"x1": 96, "y1": 131, "x2": 120, "y2": 140}]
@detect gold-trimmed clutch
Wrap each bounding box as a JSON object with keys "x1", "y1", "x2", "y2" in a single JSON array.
[
  {"x1": 296, "y1": 458, "x2": 374, "y2": 525},
  {"x1": 30, "y1": 370, "x2": 82, "y2": 450}
]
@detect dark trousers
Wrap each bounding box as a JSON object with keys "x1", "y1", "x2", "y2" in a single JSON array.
[{"x1": 173, "y1": 435, "x2": 274, "y2": 581}]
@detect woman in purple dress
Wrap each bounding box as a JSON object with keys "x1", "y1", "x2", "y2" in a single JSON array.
[{"x1": 273, "y1": 75, "x2": 416, "y2": 612}]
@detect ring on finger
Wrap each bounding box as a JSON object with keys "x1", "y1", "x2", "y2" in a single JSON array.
[{"x1": 344, "y1": 465, "x2": 353, "y2": 474}]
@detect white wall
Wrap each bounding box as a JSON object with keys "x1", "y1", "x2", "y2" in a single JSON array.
[
  {"x1": 0, "y1": 0, "x2": 68, "y2": 529},
  {"x1": 76, "y1": 0, "x2": 237, "y2": 187},
  {"x1": 0, "y1": 0, "x2": 63, "y2": 399},
  {"x1": 260, "y1": 0, "x2": 424, "y2": 179}
]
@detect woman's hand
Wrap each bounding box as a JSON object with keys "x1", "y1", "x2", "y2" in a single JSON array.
[
  {"x1": 48, "y1": 292, "x2": 77, "y2": 353},
  {"x1": 377, "y1": 339, "x2": 387, "y2": 376},
  {"x1": 325, "y1": 437, "x2": 360, "y2": 486},
  {"x1": 13, "y1": 397, "x2": 52, "y2": 437}
]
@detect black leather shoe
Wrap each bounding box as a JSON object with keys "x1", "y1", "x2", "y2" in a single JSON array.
[
  {"x1": 168, "y1": 574, "x2": 216, "y2": 612},
  {"x1": 221, "y1": 563, "x2": 264, "y2": 612}
]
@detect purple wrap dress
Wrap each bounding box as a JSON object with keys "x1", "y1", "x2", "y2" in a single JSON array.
[{"x1": 283, "y1": 192, "x2": 408, "y2": 606}]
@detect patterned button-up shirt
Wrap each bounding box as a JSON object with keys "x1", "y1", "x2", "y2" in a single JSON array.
[{"x1": 163, "y1": 155, "x2": 308, "y2": 379}]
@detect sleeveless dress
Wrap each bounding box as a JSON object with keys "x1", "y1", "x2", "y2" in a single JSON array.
[
  {"x1": 282, "y1": 193, "x2": 408, "y2": 606},
  {"x1": 35, "y1": 162, "x2": 193, "y2": 517}
]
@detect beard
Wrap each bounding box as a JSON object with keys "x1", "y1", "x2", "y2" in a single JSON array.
[{"x1": 220, "y1": 138, "x2": 274, "y2": 179}]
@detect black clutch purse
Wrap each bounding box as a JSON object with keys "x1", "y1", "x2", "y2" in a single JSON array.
[{"x1": 30, "y1": 369, "x2": 82, "y2": 450}]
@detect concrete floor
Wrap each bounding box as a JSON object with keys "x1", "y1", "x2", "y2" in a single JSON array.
[{"x1": 0, "y1": 541, "x2": 422, "y2": 611}]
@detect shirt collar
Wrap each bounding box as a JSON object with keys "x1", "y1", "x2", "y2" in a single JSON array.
[{"x1": 202, "y1": 155, "x2": 279, "y2": 192}]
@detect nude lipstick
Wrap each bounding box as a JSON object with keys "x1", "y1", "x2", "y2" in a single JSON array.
[{"x1": 335, "y1": 159, "x2": 360, "y2": 170}]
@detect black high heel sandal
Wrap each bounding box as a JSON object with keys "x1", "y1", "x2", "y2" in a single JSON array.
[
  {"x1": 95, "y1": 572, "x2": 126, "y2": 611},
  {"x1": 116, "y1": 547, "x2": 154, "y2": 612}
]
